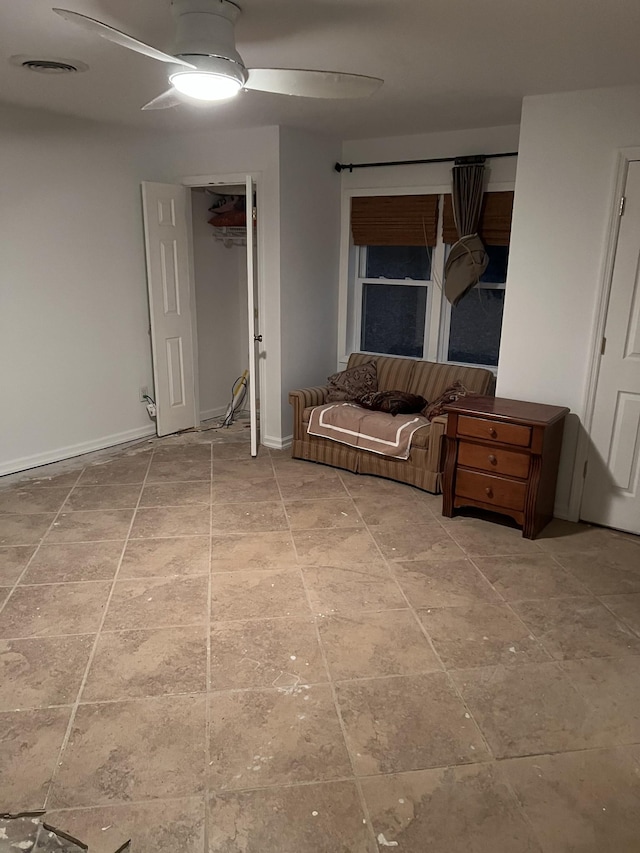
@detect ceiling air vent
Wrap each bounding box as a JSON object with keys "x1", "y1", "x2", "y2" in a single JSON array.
[{"x1": 9, "y1": 55, "x2": 89, "y2": 74}]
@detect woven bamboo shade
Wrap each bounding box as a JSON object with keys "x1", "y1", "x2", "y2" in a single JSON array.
[
  {"x1": 443, "y1": 191, "x2": 514, "y2": 246},
  {"x1": 351, "y1": 195, "x2": 439, "y2": 246}
]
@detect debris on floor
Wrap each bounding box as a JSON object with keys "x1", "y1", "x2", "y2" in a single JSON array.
[{"x1": 0, "y1": 813, "x2": 130, "y2": 853}]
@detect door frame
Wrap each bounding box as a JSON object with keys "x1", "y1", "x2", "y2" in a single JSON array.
[
  {"x1": 179, "y1": 171, "x2": 267, "y2": 436},
  {"x1": 572, "y1": 146, "x2": 640, "y2": 521}
]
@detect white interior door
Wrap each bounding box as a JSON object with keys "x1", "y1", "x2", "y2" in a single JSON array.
[
  {"x1": 142, "y1": 181, "x2": 197, "y2": 437},
  {"x1": 581, "y1": 159, "x2": 640, "y2": 534},
  {"x1": 245, "y1": 176, "x2": 260, "y2": 456}
]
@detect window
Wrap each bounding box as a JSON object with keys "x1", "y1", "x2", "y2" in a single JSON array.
[{"x1": 348, "y1": 191, "x2": 513, "y2": 370}]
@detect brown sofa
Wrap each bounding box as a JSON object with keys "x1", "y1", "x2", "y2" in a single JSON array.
[{"x1": 289, "y1": 353, "x2": 494, "y2": 493}]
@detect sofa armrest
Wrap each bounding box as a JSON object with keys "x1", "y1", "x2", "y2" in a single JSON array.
[
  {"x1": 289, "y1": 386, "x2": 329, "y2": 441},
  {"x1": 426, "y1": 414, "x2": 449, "y2": 475}
]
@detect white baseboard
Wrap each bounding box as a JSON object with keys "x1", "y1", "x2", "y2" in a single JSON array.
[
  {"x1": 262, "y1": 433, "x2": 293, "y2": 451},
  {"x1": 199, "y1": 406, "x2": 227, "y2": 422},
  {"x1": 0, "y1": 424, "x2": 157, "y2": 477}
]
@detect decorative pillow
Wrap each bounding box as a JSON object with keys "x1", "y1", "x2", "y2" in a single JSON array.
[
  {"x1": 327, "y1": 361, "x2": 378, "y2": 402},
  {"x1": 422, "y1": 381, "x2": 470, "y2": 420},
  {"x1": 356, "y1": 390, "x2": 427, "y2": 417}
]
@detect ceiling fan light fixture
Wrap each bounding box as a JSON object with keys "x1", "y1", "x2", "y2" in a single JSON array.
[{"x1": 170, "y1": 71, "x2": 242, "y2": 100}]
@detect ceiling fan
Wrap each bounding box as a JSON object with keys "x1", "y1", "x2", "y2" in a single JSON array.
[{"x1": 52, "y1": 0, "x2": 384, "y2": 110}]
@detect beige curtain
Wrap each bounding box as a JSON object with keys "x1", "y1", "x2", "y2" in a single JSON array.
[{"x1": 444, "y1": 160, "x2": 489, "y2": 306}]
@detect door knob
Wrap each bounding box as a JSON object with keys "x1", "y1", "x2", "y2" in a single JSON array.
[{"x1": 254, "y1": 334, "x2": 263, "y2": 342}]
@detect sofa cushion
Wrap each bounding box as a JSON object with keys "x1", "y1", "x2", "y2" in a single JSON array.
[
  {"x1": 326, "y1": 361, "x2": 377, "y2": 402},
  {"x1": 408, "y1": 360, "x2": 494, "y2": 400},
  {"x1": 347, "y1": 353, "x2": 416, "y2": 392},
  {"x1": 423, "y1": 381, "x2": 470, "y2": 420},
  {"x1": 356, "y1": 390, "x2": 427, "y2": 416}
]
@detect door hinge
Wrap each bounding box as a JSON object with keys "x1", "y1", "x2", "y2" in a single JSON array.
[
  {"x1": 252, "y1": 206, "x2": 257, "y2": 222},
  {"x1": 619, "y1": 196, "x2": 626, "y2": 216},
  {"x1": 583, "y1": 459, "x2": 588, "y2": 478},
  {"x1": 600, "y1": 336, "x2": 607, "y2": 355}
]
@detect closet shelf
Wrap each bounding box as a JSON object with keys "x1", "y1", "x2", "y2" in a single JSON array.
[{"x1": 211, "y1": 225, "x2": 247, "y2": 247}]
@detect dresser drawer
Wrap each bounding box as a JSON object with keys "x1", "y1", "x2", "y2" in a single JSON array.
[
  {"x1": 457, "y1": 415, "x2": 531, "y2": 448},
  {"x1": 456, "y1": 469, "x2": 527, "y2": 511},
  {"x1": 458, "y1": 442, "x2": 530, "y2": 479}
]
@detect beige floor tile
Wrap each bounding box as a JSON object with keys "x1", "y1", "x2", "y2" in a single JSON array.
[
  {"x1": 210, "y1": 617, "x2": 327, "y2": 689},
  {"x1": 0, "y1": 582, "x2": 111, "y2": 638},
  {"x1": 103, "y1": 576, "x2": 209, "y2": 630},
  {"x1": 63, "y1": 485, "x2": 142, "y2": 511},
  {"x1": 153, "y1": 445, "x2": 212, "y2": 463},
  {"x1": 83, "y1": 626, "x2": 207, "y2": 701},
  {"x1": 561, "y1": 656, "x2": 640, "y2": 745},
  {"x1": 451, "y1": 662, "x2": 601, "y2": 758},
  {"x1": 0, "y1": 707, "x2": 71, "y2": 809},
  {"x1": 318, "y1": 610, "x2": 441, "y2": 679},
  {"x1": 361, "y1": 763, "x2": 543, "y2": 853},
  {"x1": 78, "y1": 455, "x2": 151, "y2": 485},
  {"x1": 335, "y1": 672, "x2": 490, "y2": 775},
  {"x1": 208, "y1": 685, "x2": 351, "y2": 790},
  {"x1": 212, "y1": 457, "x2": 275, "y2": 480},
  {"x1": 392, "y1": 558, "x2": 501, "y2": 608},
  {"x1": 25, "y1": 470, "x2": 83, "y2": 490},
  {"x1": 502, "y1": 748, "x2": 640, "y2": 853},
  {"x1": 49, "y1": 694, "x2": 206, "y2": 807},
  {"x1": 130, "y1": 505, "x2": 210, "y2": 538},
  {"x1": 211, "y1": 569, "x2": 310, "y2": 621},
  {"x1": 0, "y1": 635, "x2": 93, "y2": 710},
  {"x1": 440, "y1": 517, "x2": 543, "y2": 556},
  {"x1": 147, "y1": 458, "x2": 211, "y2": 483},
  {"x1": 369, "y1": 522, "x2": 465, "y2": 561},
  {"x1": 46, "y1": 510, "x2": 134, "y2": 543},
  {"x1": 474, "y1": 553, "x2": 589, "y2": 600},
  {"x1": 418, "y1": 603, "x2": 550, "y2": 668},
  {"x1": 285, "y1": 498, "x2": 362, "y2": 530},
  {"x1": 554, "y1": 540, "x2": 640, "y2": 594},
  {"x1": 20, "y1": 541, "x2": 123, "y2": 584},
  {"x1": 140, "y1": 480, "x2": 211, "y2": 507},
  {"x1": 47, "y1": 797, "x2": 205, "y2": 853},
  {"x1": 293, "y1": 527, "x2": 387, "y2": 570},
  {"x1": 277, "y1": 471, "x2": 349, "y2": 501},
  {"x1": 208, "y1": 781, "x2": 372, "y2": 853},
  {"x1": 212, "y1": 443, "x2": 256, "y2": 461},
  {"x1": 339, "y1": 472, "x2": 422, "y2": 498},
  {"x1": 535, "y1": 519, "x2": 615, "y2": 552},
  {"x1": 511, "y1": 596, "x2": 640, "y2": 660},
  {"x1": 0, "y1": 587, "x2": 11, "y2": 608},
  {"x1": 211, "y1": 477, "x2": 281, "y2": 503},
  {"x1": 0, "y1": 487, "x2": 71, "y2": 515},
  {"x1": 352, "y1": 492, "x2": 430, "y2": 526},
  {"x1": 210, "y1": 501, "x2": 288, "y2": 534},
  {"x1": 303, "y1": 566, "x2": 407, "y2": 615},
  {"x1": 120, "y1": 536, "x2": 210, "y2": 577},
  {"x1": 210, "y1": 532, "x2": 297, "y2": 572},
  {"x1": 0, "y1": 513, "x2": 56, "y2": 546},
  {"x1": 0, "y1": 544, "x2": 36, "y2": 584},
  {"x1": 600, "y1": 593, "x2": 640, "y2": 635}
]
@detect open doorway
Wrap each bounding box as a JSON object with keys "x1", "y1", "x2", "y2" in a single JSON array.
[{"x1": 141, "y1": 175, "x2": 262, "y2": 456}]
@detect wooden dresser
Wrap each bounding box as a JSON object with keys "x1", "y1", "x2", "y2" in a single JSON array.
[{"x1": 442, "y1": 396, "x2": 569, "y2": 539}]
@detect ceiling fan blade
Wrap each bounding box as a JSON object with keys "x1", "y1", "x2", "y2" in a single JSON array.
[
  {"x1": 52, "y1": 8, "x2": 196, "y2": 69},
  {"x1": 141, "y1": 88, "x2": 185, "y2": 111},
  {"x1": 244, "y1": 68, "x2": 383, "y2": 99}
]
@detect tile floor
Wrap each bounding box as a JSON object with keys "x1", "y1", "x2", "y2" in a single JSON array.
[{"x1": 1, "y1": 429, "x2": 640, "y2": 852}]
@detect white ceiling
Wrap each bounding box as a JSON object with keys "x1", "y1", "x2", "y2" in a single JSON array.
[{"x1": 2, "y1": 0, "x2": 640, "y2": 139}]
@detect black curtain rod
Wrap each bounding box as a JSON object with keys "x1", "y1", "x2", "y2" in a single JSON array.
[{"x1": 334, "y1": 151, "x2": 518, "y2": 173}]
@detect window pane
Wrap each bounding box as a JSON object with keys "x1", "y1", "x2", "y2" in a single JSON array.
[
  {"x1": 361, "y1": 283, "x2": 427, "y2": 358},
  {"x1": 366, "y1": 245, "x2": 431, "y2": 280},
  {"x1": 448, "y1": 287, "x2": 505, "y2": 366},
  {"x1": 480, "y1": 244, "x2": 509, "y2": 284}
]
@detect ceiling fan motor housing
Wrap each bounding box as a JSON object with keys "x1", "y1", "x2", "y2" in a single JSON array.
[{"x1": 170, "y1": 0, "x2": 244, "y2": 65}]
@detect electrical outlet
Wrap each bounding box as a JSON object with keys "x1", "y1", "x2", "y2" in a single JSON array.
[{"x1": 139, "y1": 386, "x2": 149, "y2": 403}]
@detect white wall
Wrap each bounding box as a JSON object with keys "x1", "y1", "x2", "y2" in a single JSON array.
[
  {"x1": 497, "y1": 84, "x2": 640, "y2": 518},
  {"x1": 278, "y1": 127, "x2": 342, "y2": 442},
  {"x1": 190, "y1": 189, "x2": 246, "y2": 420},
  {"x1": 0, "y1": 106, "x2": 155, "y2": 475}
]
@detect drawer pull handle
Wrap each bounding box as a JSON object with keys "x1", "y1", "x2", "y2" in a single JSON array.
[
  {"x1": 488, "y1": 427, "x2": 497, "y2": 437},
  {"x1": 485, "y1": 487, "x2": 493, "y2": 498},
  {"x1": 488, "y1": 454, "x2": 497, "y2": 464}
]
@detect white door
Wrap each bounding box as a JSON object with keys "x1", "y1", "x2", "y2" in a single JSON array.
[
  {"x1": 245, "y1": 176, "x2": 260, "y2": 456},
  {"x1": 142, "y1": 182, "x2": 197, "y2": 437},
  {"x1": 581, "y1": 159, "x2": 640, "y2": 534}
]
